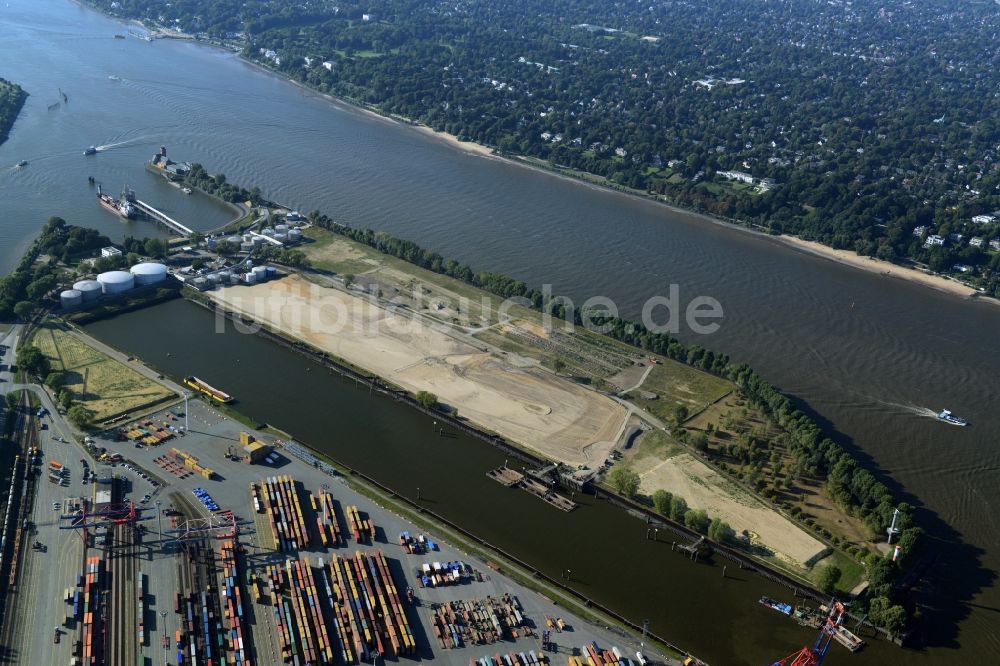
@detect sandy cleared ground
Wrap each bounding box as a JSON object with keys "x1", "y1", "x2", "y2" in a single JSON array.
[
  {"x1": 210, "y1": 275, "x2": 627, "y2": 466},
  {"x1": 633, "y1": 448, "x2": 826, "y2": 567}
]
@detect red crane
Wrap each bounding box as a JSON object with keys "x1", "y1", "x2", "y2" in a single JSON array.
[{"x1": 771, "y1": 601, "x2": 847, "y2": 666}]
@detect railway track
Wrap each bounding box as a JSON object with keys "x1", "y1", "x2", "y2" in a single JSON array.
[
  {"x1": 108, "y1": 523, "x2": 138, "y2": 666},
  {"x1": 0, "y1": 392, "x2": 38, "y2": 661}
]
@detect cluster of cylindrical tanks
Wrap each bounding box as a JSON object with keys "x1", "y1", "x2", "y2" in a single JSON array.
[
  {"x1": 261, "y1": 225, "x2": 303, "y2": 244},
  {"x1": 61, "y1": 263, "x2": 169, "y2": 309}
]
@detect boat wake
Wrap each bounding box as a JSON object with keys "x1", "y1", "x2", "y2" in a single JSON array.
[
  {"x1": 95, "y1": 138, "x2": 142, "y2": 151},
  {"x1": 877, "y1": 400, "x2": 939, "y2": 419}
]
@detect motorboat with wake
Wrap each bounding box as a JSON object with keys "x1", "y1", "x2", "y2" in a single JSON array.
[{"x1": 937, "y1": 409, "x2": 968, "y2": 427}]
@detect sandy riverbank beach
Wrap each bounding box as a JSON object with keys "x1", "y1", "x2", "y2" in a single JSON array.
[{"x1": 777, "y1": 235, "x2": 985, "y2": 300}]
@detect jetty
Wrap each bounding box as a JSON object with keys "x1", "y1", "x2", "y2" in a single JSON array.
[
  {"x1": 676, "y1": 535, "x2": 706, "y2": 559},
  {"x1": 132, "y1": 198, "x2": 193, "y2": 236},
  {"x1": 520, "y1": 477, "x2": 577, "y2": 512},
  {"x1": 487, "y1": 466, "x2": 577, "y2": 511},
  {"x1": 486, "y1": 467, "x2": 524, "y2": 487}
]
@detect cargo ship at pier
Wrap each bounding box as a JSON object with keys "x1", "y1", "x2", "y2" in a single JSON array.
[
  {"x1": 96, "y1": 184, "x2": 137, "y2": 219},
  {"x1": 184, "y1": 376, "x2": 233, "y2": 403}
]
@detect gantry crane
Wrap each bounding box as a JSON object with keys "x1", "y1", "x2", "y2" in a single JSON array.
[{"x1": 771, "y1": 601, "x2": 847, "y2": 666}]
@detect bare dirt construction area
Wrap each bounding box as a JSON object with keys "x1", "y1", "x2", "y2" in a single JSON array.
[
  {"x1": 209, "y1": 275, "x2": 627, "y2": 466},
  {"x1": 626, "y1": 431, "x2": 826, "y2": 568}
]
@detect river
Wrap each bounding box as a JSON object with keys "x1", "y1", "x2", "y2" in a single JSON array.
[{"x1": 3, "y1": 0, "x2": 999, "y2": 662}]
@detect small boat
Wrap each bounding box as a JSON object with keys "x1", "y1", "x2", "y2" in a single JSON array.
[
  {"x1": 759, "y1": 596, "x2": 793, "y2": 616},
  {"x1": 937, "y1": 409, "x2": 968, "y2": 427},
  {"x1": 84, "y1": 146, "x2": 97, "y2": 156},
  {"x1": 16, "y1": 160, "x2": 27, "y2": 167},
  {"x1": 108, "y1": 75, "x2": 120, "y2": 81},
  {"x1": 833, "y1": 625, "x2": 866, "y2": 652},
  {"x1": 114, "y1": 34, "x2": 125, "y2": 39},
  {"x1": 181, "y1": 187, "x2": 192, "y2": 195}
]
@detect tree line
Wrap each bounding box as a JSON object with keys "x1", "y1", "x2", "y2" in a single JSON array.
[{"x1": 0, "y1": 78, "x2": 27, "y2": 145}]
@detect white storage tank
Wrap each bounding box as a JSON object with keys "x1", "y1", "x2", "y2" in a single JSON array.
[
  {"x1": 73, "y1": 279, "x2": 103, "y2": 302},
  {"x1": 130, "y1": 262, "x2": 168, "y2": 286},
  {"x1": 275, "y1": 224, "x2": 289, "y2": 232},
  {"x1": 252, "y1": 266, "x2": 268, "y2": 281},
  {"x1": 274, "y1": 233, "x2": 288, "y2": 243},
  {"x1": 226, "y1": 235, "x2": 243, "y2": 246},
  {"x1": 288, "y1": 229, "x2": 303, "y2": 242},
  {"x1": 240, "y1": 242, "x2": 254, "y2": 253},
  {"x1": 263, "y1": 228, "x2": 276, "y2": 237},
  {"x1": 96, "y1": 270, "x2": 134, "y2": 294},
  {"x1": 60, "y1": 289, "x2": 83, "y2": 309},
  {"x1": 192, "y1": 277, "x2": 209, "y2": 290},
  {"x1": 244, "y1": 271, "x2": 257, "y2": 284},
  {"x1": 252, "y1": 236, "x2": 265, "y2": 246}
]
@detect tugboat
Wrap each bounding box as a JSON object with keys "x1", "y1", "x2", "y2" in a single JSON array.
[
  {"x1": 84, "y1": 146, "x2": 97, "y2": 156},
  {"x1": 16, "y1": 160, "x2": 27, "y2": 167},
  {"x1": 937, "y1": 409, "x2": 968, "y2": 427}
]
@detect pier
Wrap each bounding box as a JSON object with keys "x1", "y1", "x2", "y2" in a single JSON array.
[
  {"x1": 486, "y1": 467, "x2": 524, "y2": 487},
  {"x1": 520, "y1": 477, "x2": 577, "y2": 512},
  {"x1": 132, "y1": 199, "x2": 194, "y2": 236},
  {"x1": 487, "y1": 466, "x2": 577, "y2": 511},
  {"x1": 676, "y1": 535, "x2": 706, "y2": 559}
]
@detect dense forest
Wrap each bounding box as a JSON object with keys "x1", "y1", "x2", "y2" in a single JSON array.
[
  {"x1": 87, "y1": 0, "x2": 1000, "y2": 294},
  {"x1": 0, "y1": 77, "x2": 27, "y2": 145}
]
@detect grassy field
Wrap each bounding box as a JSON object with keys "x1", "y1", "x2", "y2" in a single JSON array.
[
  {"x1": 34, "y1": 323, "x2": 175, "y2": 421},
  {"x1": 628, "y1": 362, "x2": 731, "y2": 423},
  {"x1": 303, "y1": 227, "x2": 528, "y2": 327}
]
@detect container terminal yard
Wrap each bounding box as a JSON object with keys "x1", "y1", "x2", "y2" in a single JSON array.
[{"x1": 0, "y1": 378, "x2": 687, "y2": 666}]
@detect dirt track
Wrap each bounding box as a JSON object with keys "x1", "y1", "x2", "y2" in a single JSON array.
[{"x1": 210, "y1": 275, "x2": 627, "y2": 466}]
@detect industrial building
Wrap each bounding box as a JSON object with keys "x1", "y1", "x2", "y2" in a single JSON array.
[
  {"x1": 130, "y1": 262, "x2": 169, "y2": 286},
  {"x1": 239, "y1": 432, "x2": 272, "y2": 464},
  {"x1": 73, "y1": 279, "x2": 103, "y2": 302},
  {"x1": 62, "y1": 263, "x2": 172, "y2": 310},
  {"x1": 59, "y1": 289, "x2": 83, "y2": 309},
  {"x1": 96, "y1": 270, "x2": 135, "y2": 294}
]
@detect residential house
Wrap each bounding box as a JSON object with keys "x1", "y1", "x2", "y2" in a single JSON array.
[
  {"x1": 718, "y1": 170, "x2": 755, "y2": 184},
  {"x1": 972, "y1": 214, "x2": 997, "y2": 225},
  {"x1": 924, "y1": 234, "x2": 946, "y2": 247},
  {"x1": 970, "y1": 237, "x2": 984, "y2": 248}
]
